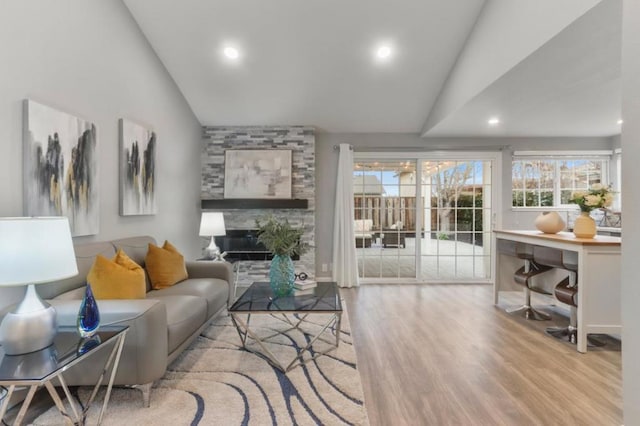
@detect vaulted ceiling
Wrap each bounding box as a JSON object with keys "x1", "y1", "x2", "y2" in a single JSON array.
[{"x1": 123, "y1": 0, "x2": 621, "y2": 137}]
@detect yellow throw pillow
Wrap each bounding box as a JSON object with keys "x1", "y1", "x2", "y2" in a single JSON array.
[
  {"x1": 88, "y1": 249, "x2": 146, "y2": 299},
  {"x1": 145, "y1": 240, "x2": 188, "y2": 290}
]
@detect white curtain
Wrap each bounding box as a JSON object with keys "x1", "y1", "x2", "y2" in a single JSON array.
[{"x1": 332, "y1": 144, "x2": 359, "y2": 288}]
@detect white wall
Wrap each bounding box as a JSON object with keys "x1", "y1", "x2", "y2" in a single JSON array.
[
  {"x1": 0, "y1": 1, "x2": 202, "y2": 309},
  {"x1": 315, "y1": 133, "x2": 612, "y2": 277},
  {"x1": 422, "y1": 0, "x2": 601, "y2": 134},
  {"x1": 621, "y1": 0, "x2": 640, "y2": 421}
]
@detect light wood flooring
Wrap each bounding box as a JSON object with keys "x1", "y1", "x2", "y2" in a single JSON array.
[{"x1": 342, "y1": 284, "x2": 622, "y2": 426}]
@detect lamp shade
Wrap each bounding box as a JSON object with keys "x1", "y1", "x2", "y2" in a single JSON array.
[
  {"x1": 199, "y1": 212, "x2": 226, "y2": 237},
  {"x1": 0, "y1": 217, "x2": 78, "y2": 286}
]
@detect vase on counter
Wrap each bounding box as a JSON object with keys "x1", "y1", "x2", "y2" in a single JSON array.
[
  {"x1": 534, "y1": 211, "x2": 566, "y2": 234},
  {"x1": 573, "y1": 212, "x2": 597, "y2": 239}
]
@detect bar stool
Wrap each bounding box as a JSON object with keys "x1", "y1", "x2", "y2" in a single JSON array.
[
  {"x1": 506, "y1": 243, "x2": 552, "y2": 320},
  {"x1": 545, "y1": 251, "x2": 605, "y2": 347}
]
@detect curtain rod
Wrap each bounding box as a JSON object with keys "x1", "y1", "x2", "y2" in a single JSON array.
[
  {"x1": 334, "y1": 145, "x2": 510, "y2": 152},
  {"x1": 333, "y1": 144, "x2": 354, "y2": 150}
]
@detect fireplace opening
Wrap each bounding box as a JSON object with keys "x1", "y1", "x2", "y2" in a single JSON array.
[{"x1": 215, "y1": 229, "x2": 300, "y2": 261}]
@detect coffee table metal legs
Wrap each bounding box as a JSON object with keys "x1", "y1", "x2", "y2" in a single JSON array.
[{"x1": 230, "y1": 312, "x2": 342, "y2": 373}]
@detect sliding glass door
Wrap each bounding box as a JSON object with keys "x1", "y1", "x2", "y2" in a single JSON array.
[
  {"x1": 353, "y1": 153, "x2": 499, "y2": 283},
  {"x1": 353, "y1": 160, "x2": 417, "y2": 279}
]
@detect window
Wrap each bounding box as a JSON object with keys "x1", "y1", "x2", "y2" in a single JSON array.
[{"x1": 512, "y1": 156, "x2": 609, "y2": 208}]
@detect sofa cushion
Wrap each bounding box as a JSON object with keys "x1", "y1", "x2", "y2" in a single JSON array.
[
  {"x1": 146, "y1": 295, "x2": 207, "y2": 354},
  {"x1": 147, "y1": 278, "x2": 229, "y2": 318},
  {"x1": 88, "y1": 250, "x2": 146, "y2": 300},
  {"x1": 145, "y1": 241, "x2": 188, "y2": 290},
  {"x1": 111, "y1": 236, "x2": 156, "y2": 292}
]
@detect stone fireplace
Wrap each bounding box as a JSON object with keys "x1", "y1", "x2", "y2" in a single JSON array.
[{"x1": 201, "y1": 126, "x2": 315, "y2": 286}]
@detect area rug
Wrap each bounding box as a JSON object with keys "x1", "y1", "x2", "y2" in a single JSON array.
[{"x1": 34, "y1": 309, "x2": 369, "y2": 425}]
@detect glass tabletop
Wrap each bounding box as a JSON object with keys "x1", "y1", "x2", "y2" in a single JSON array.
[
  {"x1": 229, "y1": 281, "x2": 342, "y2": 313},
  {"x1": 0, "y1": 326, "x2": 128, "y2": 383}
]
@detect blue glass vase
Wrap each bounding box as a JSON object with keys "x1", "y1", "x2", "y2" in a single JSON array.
[
  {"x1": 269, "y1": 254, "x2": 295, "y2": 297},
  {"x1": 77, "y1": 283, "x2": 100, "y2": 338}
]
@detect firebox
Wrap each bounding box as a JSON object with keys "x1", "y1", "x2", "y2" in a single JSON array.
[{"x1": 214, "y1": 229, "x2": 300, "y2": 261}]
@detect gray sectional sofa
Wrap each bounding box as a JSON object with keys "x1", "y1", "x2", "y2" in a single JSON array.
[{"x1": 38, "y1": 236, "x2": 232, "y2": 406}]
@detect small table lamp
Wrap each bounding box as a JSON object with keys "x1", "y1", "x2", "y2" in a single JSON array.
[
  {"x1": 199, "y1": 212, "x2": 226, "y2": 261},
  {"x1": 0, "y1": 217, "x2": 78, "y2": 355}
]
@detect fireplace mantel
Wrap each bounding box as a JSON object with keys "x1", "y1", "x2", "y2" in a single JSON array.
[{"x1": 201, "y1": 199, "x2": 309, "y2": 210}]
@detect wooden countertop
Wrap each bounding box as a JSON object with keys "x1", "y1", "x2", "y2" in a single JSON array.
[{"x1": 494, "y1": 230, "x2": 621, "y2": 246}]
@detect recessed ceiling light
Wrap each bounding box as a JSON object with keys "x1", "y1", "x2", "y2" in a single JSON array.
[
  {"x1": 224, "y1": 47, "x2": 239, "y2": 59},
  {"x1": 488, "y1": 117, "x2": 500, "y2": 125},
  {"x1": 376, "y1": 45, "x2": 392, "y2": 59},
  {"x1": 617, "y1": 119, "x2": 623, "y2": 125}
]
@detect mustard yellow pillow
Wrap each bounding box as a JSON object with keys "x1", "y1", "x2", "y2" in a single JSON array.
[
  {"x1": 145, "y1": 241, "x2": 188, "y2": 289},
  {"x1": 87, "y1": 250, "x2": 146, "y2": 299}
]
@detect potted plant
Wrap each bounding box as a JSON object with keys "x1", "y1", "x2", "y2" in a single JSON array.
[
  {"x1": 256, "y1": 215, "x2": 308, "y2": 296},
  {"x1": 569, "y1": 184, "x2": 614, "y2": 238}
]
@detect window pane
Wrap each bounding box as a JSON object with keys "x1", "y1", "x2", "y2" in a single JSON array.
[
  {"x1": 512, "y1": 161, "x2": 524, "y2": 190},
  {"x1": 540, "y1": 161, "x2": 554, "y2": 189},
  {"x1": 513, "y1": 157, "x2": 607, "y2": 208},
  {"x1": 513, "y1": 191, "x2": 524, "y2": 207},
  {"x1": 540, "y1": 191, "x2": 553, "y2": 207},
  {"x1": 525, "y1": 190, "x2": 539, "y2": 207},
  {"x1": 560, "y1": 190, "x2": 573, "y2": 205}
]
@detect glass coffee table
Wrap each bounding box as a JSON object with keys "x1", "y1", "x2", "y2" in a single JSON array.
[
  {"x1": 229, "y1": 281, "x2": 342, "y2": 373},
  {"x1": 0, "y1": 326, "x2": 128, "y2": 425}
]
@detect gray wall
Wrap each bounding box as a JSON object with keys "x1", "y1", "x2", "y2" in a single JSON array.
[
  {"x1": 315, "y1": 132, "x2": 613, "y2": 277},
  {"x1": 621, "y1": 0, "x2": 640, "y2": 421},
  {"x1": 0, "y1": 1, "x2": 202, "y2": 309}
]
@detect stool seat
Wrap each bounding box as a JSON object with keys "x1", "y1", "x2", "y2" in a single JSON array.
[
  {"x1": 513, "y1": 264, "x2": 551, "y2": 286},
  {"x1": 554, "y1": 277, "x2": 577, "y2": 306}
]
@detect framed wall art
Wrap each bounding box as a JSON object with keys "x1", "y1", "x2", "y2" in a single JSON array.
[
  {"x1": 119, "y1": 119, "x2": 157, "y2": 216},
  {"x1": 224, "y1": 149, "x2": 292, "y2": 199},
  {"x1": 23, "y1": 99, "x2": 98, "y2": 236}
]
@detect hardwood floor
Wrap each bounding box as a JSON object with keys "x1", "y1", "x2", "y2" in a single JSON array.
[{"x1": 342, "y1": 284, "x2": 622, "y2": 426}]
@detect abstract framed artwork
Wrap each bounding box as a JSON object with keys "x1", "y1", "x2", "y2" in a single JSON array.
[
  {"x1": 224, "y1": 149, "x2": 292, "y2": 199},
  {"x1": 119, "y1": 119, "x2": 157, "y2": 216},
  {"x1": 23, "y1": 99, "x2": 99, "y2": 236}
]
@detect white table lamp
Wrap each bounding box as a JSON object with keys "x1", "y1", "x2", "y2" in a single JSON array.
[
  {"x1": 199, "y1": 212, "x2": 226, "y2": 261},
  {"x1": 0, "y1": 217, "x2": 78, "y2": 355}
]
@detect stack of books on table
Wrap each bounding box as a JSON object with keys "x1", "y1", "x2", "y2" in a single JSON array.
[{"x1": 294, "y1": 280, "x2": 317, "y2": 296}]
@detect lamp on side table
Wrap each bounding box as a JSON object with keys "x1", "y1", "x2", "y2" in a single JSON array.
[
  {"x1": 0, "y1": 217, "x2": 78, "y2": 355},
  {"x1": 199, "y1": 212, "x2": 227, "y2": 261}
]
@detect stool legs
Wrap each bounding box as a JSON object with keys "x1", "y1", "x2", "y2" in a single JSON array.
[
  {"x1": 507, "y1": 259, "x2": 551, "y2": 321},
  {"x1": 545, "y1": 306, "x2": 606, "y2": 347},
  {"x1": 507, "y1": 287, "x2": 552, "y2": 320}
]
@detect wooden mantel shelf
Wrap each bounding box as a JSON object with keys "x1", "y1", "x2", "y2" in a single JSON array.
[{"x1": 201, "y1": 199, "x2": 309, "y2": 210}]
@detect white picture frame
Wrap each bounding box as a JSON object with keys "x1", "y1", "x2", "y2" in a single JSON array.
[{"x1": 224, "y1": 149, "x2": 292, "y2": 199}]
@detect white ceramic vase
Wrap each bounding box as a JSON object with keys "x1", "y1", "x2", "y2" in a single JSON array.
[
  {"x1": 534, "y1": 211, "x2": 566, "y2": 234},
  {"x1": 573, "y1": 211, "x2": 597, "y2": 238}
]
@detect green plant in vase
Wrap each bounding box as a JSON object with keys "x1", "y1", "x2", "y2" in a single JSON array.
[{"x1": 256, "y1": 215, "x2": 308, "y2": 297}]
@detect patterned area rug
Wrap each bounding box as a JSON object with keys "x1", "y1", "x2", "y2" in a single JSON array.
[{"x1": 34, "y1": 310, "x2": 368, "y2": 425}]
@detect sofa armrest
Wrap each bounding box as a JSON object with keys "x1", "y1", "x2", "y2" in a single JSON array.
[
  {"x1": 185, "y1": 261, "x2": 233, "y2": 284},
  {"x1": 185, "y1": 261, "x2": 234, "y2": 305},
  {"x1": 48, "y1": 299, "x2": 169, "y2": 386}
]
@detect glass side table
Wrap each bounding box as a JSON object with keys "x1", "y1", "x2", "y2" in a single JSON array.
[{"x1": 0, "y1": 326, "x2": 128, "y2": 425}]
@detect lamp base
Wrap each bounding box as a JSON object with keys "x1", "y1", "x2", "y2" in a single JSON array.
[
  {"x1": 203, "y1": 237, "x2": 227, "y2": 262},
  {"x1": 0, "y1": 284, "x2": 57, "y2": 355}
]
